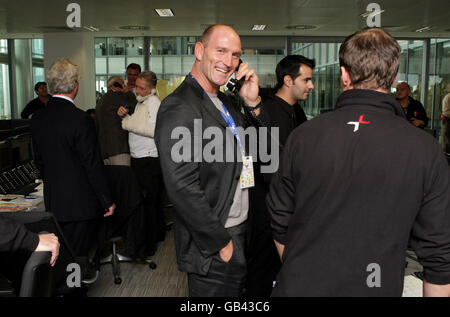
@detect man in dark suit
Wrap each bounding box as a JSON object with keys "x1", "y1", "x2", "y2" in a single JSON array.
[
  {"x1": 31, "y1": 59, "x2": 115, "y2": 258},
  {"x1": 155, "y1": 24, "x2": 263, "y2": 297}
]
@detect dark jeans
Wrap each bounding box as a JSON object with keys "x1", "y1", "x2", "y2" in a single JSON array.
[
  {"x1": 131, "y1": 156, "x2": 166, "y2": 255},
  {"x1": 188, "y1": 222, "x2": 247, "y2": 297}
]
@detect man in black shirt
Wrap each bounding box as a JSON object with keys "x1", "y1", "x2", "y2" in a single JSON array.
[
  {"x1": 21, "y1": 82, "x2": 51, "y2": 119},
  {"x1": 246, "y1": 55, "x2": 315, "y2": 297},
  {"x1": 396, "y1": 82, "x2": 428, "y2": 128},
  {"x1": 259, "y1": 55, "x2": 315, "y2": 149},
  {"x1": 268, "y1": 28, "x2": 450, "y2": 296}
]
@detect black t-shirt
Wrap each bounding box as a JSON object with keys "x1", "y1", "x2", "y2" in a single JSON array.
[
  {"x1": 259, "y1": 94, "x2": 307, "y2": 150},
  {"x1": 21, "y1": 97, "x2": 50, "y2": 119},
  {"x1": 398, "y1": 96, "x2": 428, "y2": 128}
]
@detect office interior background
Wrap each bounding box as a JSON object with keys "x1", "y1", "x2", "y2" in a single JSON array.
[{"x1": 0, "y1": 0, "x2": 449, "y2": 141}]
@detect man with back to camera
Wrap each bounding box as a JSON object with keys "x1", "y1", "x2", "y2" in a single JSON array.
[
  {"x1": 267, "y1": 28, "x2": 450, "y2": 296},
  {"x1": 30, "y1": 59, "x2": 116, "y2": 261},
  {"x1": 117, "y1": 70, "x2": 166, "y2": 256},
  {"x1": 21, "y1": 82, "x2": 51, "y2": 119},
  {"x1": 155, "y1": 24, "x2": 264, "y2": 297},
  {"x1": 95, "y1": 76, "x2": 131, "y2": 166},
  {"x1": 246, "y1": 54, "x2": 315, "y2": 297},
  {"x1": 396, "y1": 82, "x2": 428, "y2": 128}
]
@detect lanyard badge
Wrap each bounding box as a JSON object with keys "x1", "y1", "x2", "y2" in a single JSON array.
[{"x1": 189, "y1": 73, "x2": 254, "y2": 189}]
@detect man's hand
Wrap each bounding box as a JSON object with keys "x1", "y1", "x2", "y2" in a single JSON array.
[
  {"x1": 117, "y1": 106, "x2": 129, "y2": 118},
  {"x1": 423, "y1": 279, "x2": 450, "y2": 297},
  {"x1": 35, "y1": 233, "x2": 60, "y2": 267},
  {"x1": 219, "y1": 240, "x2": 234, "y2": 263},
  {"x1": 104, "y1": 203, "x2": 116, "y2": 218},
  {"x1": 274, "y1": 240, "x2": 285, "y2": 262},
  {"x1": 236, "y1": 62, "x2": 260, "y2": 108},
  {"x1": 410, "y1": 118, "x2": 425, "y2": 127}
]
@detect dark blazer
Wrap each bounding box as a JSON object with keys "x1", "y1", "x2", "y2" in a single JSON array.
[
  {"x1": 0, "y1": 215, "x2": 38, "y2": 252},
  {"x1": 95, "y1": 90, "x2": 130, "y2": 160},
  {"x1": 155, "y1": 76, "x2": 246, "y2": 275},
  {"x1": 30, "y1": 97, "x2": 113, "y2": 222}
]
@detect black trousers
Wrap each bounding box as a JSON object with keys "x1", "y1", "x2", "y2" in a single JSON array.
[
  {"x1": 59, "y1": 218, "x2": 100, "y2": 257},
  {"x1": 131, "y1": 156, "x2": 166, "y2": 256},
  {"x1": 188, "y1": 222, "x2": 247, "y2": 297}
]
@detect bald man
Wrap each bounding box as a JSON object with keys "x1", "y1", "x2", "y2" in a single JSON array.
[
  {"x1": 155, "y1": 24, "x2": 263, "y2": 297},
  {"x1": 396, "y1": 82, "x2": 428, "y2": 128}
]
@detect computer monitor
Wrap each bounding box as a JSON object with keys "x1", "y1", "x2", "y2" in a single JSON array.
[{"x1": 10, "y1": 134, "x2": 32, "y2": 166}]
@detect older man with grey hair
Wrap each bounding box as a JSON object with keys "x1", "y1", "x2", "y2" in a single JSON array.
[{"x1": 31, "y1": 59, "x2": 115, "y2": 260}]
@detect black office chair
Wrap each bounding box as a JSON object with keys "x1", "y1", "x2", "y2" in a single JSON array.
[
  {"x1": 0, "y1": 211, "x2": 80, "y2": 296},
  {"x1": 19, "y1": 251, "x2": 53, "y2": 297},
  {"x1": 98, "y1": 165, "x2": 157, "y2": 285}
]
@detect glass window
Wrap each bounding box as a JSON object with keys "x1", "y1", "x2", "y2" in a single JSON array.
[
  {"x1": 150, "y1": 56, "x2": 163, "y2": 74},
  {"x1": 0, "y1": 63, "x2": 11, "y2": 119},
  {"x1": 0, "y1": 39, "x2": 7, "y2": 54},
  {"x1": 108, "y1": 57, "x2": 125, "y2": 74},
  {"x1": 32, "y1": 67, "x2": 45, "y2": 96},
  {"x1": 108, "y1": 38, "x2": 125, "y2": 56},
  {"x1": 32, "y1": 39, "x2": 44, "y2": 59},
  {"x1": 95, "y1": 38, "x2": 107, "y2": 57},
  {"x1": 95, "y1": 57, "x2": 107, "y2": 74},
  {"x1": 126, "y1": 57, "x2": 144, "y2": 70},
  {"x1": 125, "y1": 37, "x2": 144, "y2": 56}
]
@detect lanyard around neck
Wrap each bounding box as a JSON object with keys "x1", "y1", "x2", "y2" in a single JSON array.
[{"x1": 188, "y1": 73, "x2": 244, "y2": 152}]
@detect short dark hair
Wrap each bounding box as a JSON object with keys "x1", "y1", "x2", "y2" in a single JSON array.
[
  {"x1": 126, "y1": 63, "x2": 141, "y2": 73},
  {"x1": 275, "y1": 55, "x2": 315, "y2": 90},
  {"x1": 86, "y1": 108, "x2": 95, "y2": 116},
  {"x1": 339, "y1": 28, "x2": 401, "y2": 90},
  {"x1": 34, "y1": 82, "x2": 47, "y2": 91}
]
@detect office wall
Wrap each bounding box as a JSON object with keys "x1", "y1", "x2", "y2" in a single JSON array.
[{"x1": 44, "y1": 32, "x2": 96, "y2": 110}]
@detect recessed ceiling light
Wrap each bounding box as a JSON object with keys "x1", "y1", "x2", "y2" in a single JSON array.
[
  {"x1": 119, "y1": 25, "x2": 150, "y2": 31},
  {"x1": 415, "y1": 26, "x2": 432, "y2": 32},
  {"x1": 155, "y1": 9, "x2": 174, "y2": 17},
  {"x1": 360, "y1": 9, "x2": 385, "y2": 18},
  {"x1": 252, "y1": 25, "x2": 266, "y2": 31},
  {"x1": 83, "y1": 26, "x2": 99, "y2": 32},
  {"x1": 285, "y1": 24, "x2": 317, "y2": 30}
]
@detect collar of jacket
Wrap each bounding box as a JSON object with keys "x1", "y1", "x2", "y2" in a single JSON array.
[
  {"x1": 336, "y1": 89, "x2": 406, "y2": 119},
  {"x1": 270, "y1": 94, "x2": 296, "y2": 116},
  {"x1": 183, "y1": 75, "x2": 242, "y2": 128}
]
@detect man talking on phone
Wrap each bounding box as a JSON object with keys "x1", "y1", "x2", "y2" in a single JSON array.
[
  {"x1": 155, "y1": 24, "x2": 264, "y2": 297},
  {"x1": 95, "y1": 76, "x2": 131, "y2": 166}
]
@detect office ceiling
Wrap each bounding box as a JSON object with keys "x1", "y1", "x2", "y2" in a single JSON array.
[{"x1": 0, "y1": 0, "x2": 449, "y2": 38}]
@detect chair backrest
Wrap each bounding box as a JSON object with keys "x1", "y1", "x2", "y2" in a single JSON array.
[{"x1": 19, "y1": 251, "x2": 53, "y2": 297}]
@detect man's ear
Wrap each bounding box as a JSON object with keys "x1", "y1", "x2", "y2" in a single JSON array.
[
  {"x1": 194, "y1": 42, "x2": 204, "y2": 62},
  {"x1": 340, "y1": 66, "x2": 353, "y2": 91},
  {"x1": 283, "y1": 75, "x2": 293, "y2": 87}
]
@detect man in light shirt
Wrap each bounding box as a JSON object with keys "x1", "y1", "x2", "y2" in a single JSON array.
[{"x1": 118, "y1": 70, "x2": 165, "y2": 256}]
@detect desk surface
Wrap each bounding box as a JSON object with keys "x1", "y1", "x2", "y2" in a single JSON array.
[{"x1": 0, "y1": 183, "x2": 44, "y2": 212}]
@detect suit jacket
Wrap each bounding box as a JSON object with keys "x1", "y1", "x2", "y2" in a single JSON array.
[
  {"x1": 0, "y1": 215, "x2": 38, "y2": 253},
  {"x1": 31, "y1": 97, "x2": 113, "y2": 222},
  {"x1": 95, "y1": 90, "x2": 130, "y2": 160},
  {"x1": 155, "y1": 76, "x2": 248, "y2": 275}
]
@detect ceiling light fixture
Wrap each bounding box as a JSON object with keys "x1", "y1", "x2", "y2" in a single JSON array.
[
  {"x1": 252, "y1": 25, "x2": 266, "y2": 31},
  {"x1": 83, "y1": 26, "x2": 99, "y2": 32},
  {"x1": 155, "y1": 9, "x2": 174, "y2": 17},
  {"x1": 415, "y1": 26, "x2": 432, "y2": 32},
  {"x1": 360, "y1": 9, "x2": 385, "y2": 18}
]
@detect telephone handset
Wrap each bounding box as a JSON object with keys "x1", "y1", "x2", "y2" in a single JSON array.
[{"x1": 226, "y1": 59, "x2": 245, "y2": 94}]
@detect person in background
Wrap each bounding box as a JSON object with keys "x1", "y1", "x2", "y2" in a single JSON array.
[
  {"x1": 31, "y1": 59, "x2": 115, "y2": 261},
  {"x1": 21, "y1": 82, "x2": 51, "y2": 119},
  {"x1": 96, "y1": 76, "x2": 131, "y2": 167},
  {"x1": 118, "y1": 70, "x2": 165, "y2": 256},
  {"x1": 396, "y1": 82, "x2": 428, "y2": 128}
]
